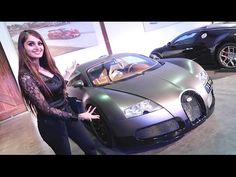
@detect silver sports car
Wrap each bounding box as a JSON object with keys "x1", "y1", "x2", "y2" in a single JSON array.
[{"x1": 67, "y1": 53, "x2": 215, "y2": 149}]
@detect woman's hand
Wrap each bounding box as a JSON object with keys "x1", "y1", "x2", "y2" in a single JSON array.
[
  {"x1": 79, "y1": 106, "x2": 100, "y2": 121},
  {"x1": 64, "y1": 60, "x2": 78, "y2": 81},
  {"x1": 66, "y1": 60, "x2": 78, "y2": 75}
]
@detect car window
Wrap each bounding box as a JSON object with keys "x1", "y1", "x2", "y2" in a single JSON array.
[
  {"x1": 108, "y1": 56, "x2": 159, "y2": 82},
  {"x1": 173, "y1": 32, "x2": 197, "y2": 45},
  {"x1": 87, "y1": 55, "x2": 160, "y2": 86}
]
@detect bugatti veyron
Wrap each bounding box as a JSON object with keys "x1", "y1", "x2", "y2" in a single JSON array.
[{"x1": 67, "y1": 53, "x2": 215, "y2": 149}]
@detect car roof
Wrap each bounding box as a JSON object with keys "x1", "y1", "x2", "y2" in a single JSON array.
[
  {"x1": 186, "y1": 23, "x2": 236, "y2": 34},
  {"x1": 205, "y1": 23, "x2": 236, "y2": 29}
]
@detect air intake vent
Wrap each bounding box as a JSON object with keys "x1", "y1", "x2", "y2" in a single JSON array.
[{"x1": 181, "y1": 91, "x2": 206, "y2": 125}]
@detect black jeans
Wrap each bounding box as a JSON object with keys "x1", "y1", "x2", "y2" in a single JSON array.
[{"x1": 37, "y1": 114, "x2": 97, "y2": 155}]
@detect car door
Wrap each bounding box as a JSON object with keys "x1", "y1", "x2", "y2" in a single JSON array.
[
  {"x1": 189, "y1": 31, "x2": 214, "y2": 65},
  {"x1": 162, "y1": 31, "x2": 203, "y2": 59}
]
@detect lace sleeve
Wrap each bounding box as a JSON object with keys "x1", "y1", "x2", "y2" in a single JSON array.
[{"x1": 19, "y1": 72, "x2": 78, "y2": 120}]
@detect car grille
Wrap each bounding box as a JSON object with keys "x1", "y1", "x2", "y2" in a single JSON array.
[
  {"x1": 181, "y1": 90, "x2": 206, "y2": 125},
  {"x1": 135, "y1": 119, "x2": 180, "y2": 140}
]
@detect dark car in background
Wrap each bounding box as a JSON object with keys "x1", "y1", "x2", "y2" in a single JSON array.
[
  {"x1": 150, "y1": 23, "x2": 236, "y2": 69},
  {"x1": 67, "y1": 53, "x2": 215, "y2": 150}
]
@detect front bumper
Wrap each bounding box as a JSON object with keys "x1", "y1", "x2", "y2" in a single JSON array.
[{"x1": 114, "y1": 89, "x2": 215, "y2": 148}]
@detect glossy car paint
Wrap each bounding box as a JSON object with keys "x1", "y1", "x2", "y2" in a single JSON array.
[{"x1": 150, "y1": 23, "x2": 236, "y2": 69}]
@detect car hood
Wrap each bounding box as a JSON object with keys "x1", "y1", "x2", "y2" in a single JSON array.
[{"x1": 104, "y1": 62, "x2": 202, "y2": 106}]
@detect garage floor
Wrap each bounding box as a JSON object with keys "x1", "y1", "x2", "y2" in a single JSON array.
[{"x1": 1, "y1": 69, "x2": 236, "y2": 155}]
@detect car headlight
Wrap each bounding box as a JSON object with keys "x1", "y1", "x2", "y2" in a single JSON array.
[
  {"x1": 124, "y1": 100, "x2": 163, "y2": 119},
  {"x1": 195, "y1": 70, "x2": 208, "y2": 85}
]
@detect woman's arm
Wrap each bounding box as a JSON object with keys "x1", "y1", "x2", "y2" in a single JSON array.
[
  {"x1": 19, "y1": 72, "x2": 77, "y2": 120},
  {"x1": 19, "y1": 72, "x2": 99, "y2": 121}
]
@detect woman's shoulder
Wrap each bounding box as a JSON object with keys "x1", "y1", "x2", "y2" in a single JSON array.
[
  {"x1": 18, "y1": 69, "x2": 35, "y2": 81},
  {"x1": 19, "y1": 69, "x2": 31, "y2": 77}
]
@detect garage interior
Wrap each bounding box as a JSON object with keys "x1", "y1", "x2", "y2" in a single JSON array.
[{"x1": 0, "y1": 69, "x2": 235, "y2": 155}]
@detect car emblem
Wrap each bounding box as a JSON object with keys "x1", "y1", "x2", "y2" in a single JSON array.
[
  {"x1": 186, "y1": 97, "x2": 192, "y2": 102},
  {"x1": 201, "y1": 33, "x2": 207, "y2": 39}
]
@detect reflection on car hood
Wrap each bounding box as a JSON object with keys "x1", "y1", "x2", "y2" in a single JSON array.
[{"x1": 104, "y1": 62, "x2": 201, "y2": 103}]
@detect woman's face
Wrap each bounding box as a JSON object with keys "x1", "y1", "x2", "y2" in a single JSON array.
[{"x1": 24, "y1": 34, "x2": 44, "y2": 60}]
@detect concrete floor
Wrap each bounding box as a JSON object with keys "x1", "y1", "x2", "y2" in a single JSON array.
[{"x1": 1, "y1": 69, "x2": 236, "y2": 155}]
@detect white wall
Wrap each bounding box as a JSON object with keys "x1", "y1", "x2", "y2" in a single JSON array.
[{"x1": 0, "y1": 21, "x2": 212, "y2": 80}]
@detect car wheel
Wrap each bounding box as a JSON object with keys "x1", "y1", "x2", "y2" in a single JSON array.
[
  {"x1": 150, "y1": 53, "x2": 162, "y2": 60},
  {"x1": 85, "y1": 105, "x2": 114, "y2": 148},
  {"x1": 216, "y1": 43, "x2": 236, "y2": 69}
]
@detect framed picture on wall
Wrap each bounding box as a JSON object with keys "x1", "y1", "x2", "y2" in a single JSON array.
[
  {"x1": 143, "y1": 22, "x2": 179, "y2": 32},
  {"x1": 5, "y1": 22, "x2": 98, "y2": 57}
]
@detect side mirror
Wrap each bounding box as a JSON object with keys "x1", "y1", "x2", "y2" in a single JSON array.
[
  {"x1": 72, "y1": 80, "x2": 84, "y2": 88},
  {"x1": 150, "y1": 54, "x2": 160, "y2": 60}
]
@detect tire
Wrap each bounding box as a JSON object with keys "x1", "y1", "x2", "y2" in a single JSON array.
[
  {"x1": 216, "y1": 43, "x2": 236, "y2": 69},
  {"x1": 85, "y1": 105, "x2": 114, "y2": 148}
]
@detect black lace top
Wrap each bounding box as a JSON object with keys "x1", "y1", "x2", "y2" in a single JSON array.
[{"x1": 18, "y1": 71, "x2": 78, "y2": 120}]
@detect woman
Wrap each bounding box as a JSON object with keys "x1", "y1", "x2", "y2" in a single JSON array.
[{"x1": 18, "y1": 29, "x2": 100, "y2": 155}]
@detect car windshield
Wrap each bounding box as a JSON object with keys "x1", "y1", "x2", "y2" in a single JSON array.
[{"x1": 87, "y1": 55, "x2": 159, "y2": 86}]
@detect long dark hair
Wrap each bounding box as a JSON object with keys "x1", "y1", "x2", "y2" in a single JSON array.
[{"x1": 17, "y1": 30, "x2": 65, "y2": 113}]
